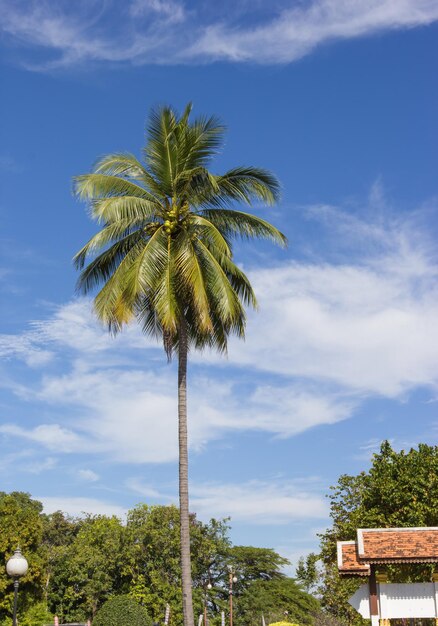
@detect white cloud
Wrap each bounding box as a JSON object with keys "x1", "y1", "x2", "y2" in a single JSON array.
[
  {"x1": 37, "y1": 367, "x2": 180, "y2": 463},
  {"x1": 25, "y1": 456, "x2": 58, "y2": 474},
  {"x1": 40, "y1": 496, "x2": 126, "y2": 518},
  {"x1": 191, "y1": 480, "x2": 328, "y2": 524},
  {"x1": 126, "y1": 477, "x2": 328, "y2": 524},
  {"x1": 77, "y1": 468, "x2": 100, "y2": 482},
  {"x1": 7, "y1": 367, "x2": 350, "y2": 462},
  {"x1": 38, "y1": 480, "x2": 326, "y2": 526},
  {"x1": 0, "y1": 423, "x2": 84, "y2": 452},
  {"x1": 0, "y1": 0, "x2": 437, "y2": 69},
  {"x1": 219, "y1": 211, "x2": 438, "y2": 397},
  {"x1": 125, "y1": 477, "x2": 168, "y2": 499},
  {"x1": 31, "y1": 298, "x2": 158, "y2": 356},
  {"x1": 129, "y1": 0, "x2": 185, "y2": 23},
  {"x1": 189, "y1": 0, "x2": 438, "y2": 63},
  {"x1": 1, "y1": 204, "x2": 437, "y2": 464},
  {"x1": 0, "y1": 333, "x2": 54, "y2": 367},
  {"x1": 0, "y1": 449, "x2": 57, "y2": 474}
]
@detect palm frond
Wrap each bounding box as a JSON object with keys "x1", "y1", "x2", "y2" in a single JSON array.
[
  {"x1": 172, "y1": 233, "x2": 212, "y2": 333},
  {"x1": 94, "y1": 153, "x2": 147, "y2": 179},
  {"x1": 73, "y1": 221, "x2": 143, "y2": 271},
  {"x1": 136, "y1": 295, "x2": 163, "y2": 341},
  {"x1": 144, "y1": 105, "x2": 179, "y2": 196},
  {"x1": 93, "y1": 152, "x2": 164, "y2": 198},
  {"x1": 201, "y1": 208, "x2": 287, "y2": 247},
  {"x1": 189, "y1": 214, "x2": 231, "y2": 258},
  {"x1": 119, "y1": 226, "x2": 168, "y2": 309},
  {"x1": 194, "y1": 239, "x2": 245, "y2": 328},
  {"x1": 211, "y1": 251, "x2": 258, "y2": 309},
  {"x1": 176, "y1": 114, "x2": 225, "y2": 172},
  {"x1": 90, "y1": 196, "x2": 161, "y2": 224},
  {"x1": 209, "y1": 167, "x2": 281, "y2": 207},
  {"x1": 92, "y1": 242, "x2": 145, "y2": 332},
  {"x1": 74, "y1": 174, "x2": 156, "y2": 203}
]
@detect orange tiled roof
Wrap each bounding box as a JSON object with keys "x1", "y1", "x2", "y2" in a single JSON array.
[
  {"x1": 337, "y1": 541, "x2": 370, "y2": 575},
  {"x1": 337, "y1": 527, "x2": 438, "y2": 576},
  {"x1": 358, "y1": 527, "x2": 438, "y2": 563}
]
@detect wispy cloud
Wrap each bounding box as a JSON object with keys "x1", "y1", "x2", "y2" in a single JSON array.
[
  {"x1": 39, "y1": 496, "x2": 127, "y2": 518},
  {"x1": 39, "y1": 481, "x2": 326, "y2": 525},
  {"x1": 190, "y1": 480, "x2": 327, "y2": 524},
  {"x1": 77, "y1": 468, "x2": 100, "y2": 482},
  {"x1": 0, "y1": 333, "x2": 54, "y2": 367},
  {"x1": 0, "y1": 357, "x2": 352, "y2": 463},
  {"x1": 1, "y1": 0, "x2": 437, "y2": 70},
  {"x1": 0, "y1": 423, "x2": 84, "y2": 453},
  {"x1": 126, "y1": 477, "x2": 328, "y2": 524},
  {"x1": 219, "y1": 205, "x2": 438, "y2": 397},
  {"x1": 189, "y1": 0, "x2": 438, "y2": 63},
  {"x1": 1, "y1": 198, "x2": 437, "y2": 465},
  {"x1": 129, "y1": 0, "x2": 185, "y2": 23}
]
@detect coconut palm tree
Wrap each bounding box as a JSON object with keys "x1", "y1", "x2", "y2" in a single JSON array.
[{"x1": 73, "y1": 103, "x2": 286, "y2": 626}]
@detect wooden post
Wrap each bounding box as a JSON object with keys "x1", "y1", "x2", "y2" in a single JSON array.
[{"x1": 369, "y1": 566, "x2": 379, "y2": 626}]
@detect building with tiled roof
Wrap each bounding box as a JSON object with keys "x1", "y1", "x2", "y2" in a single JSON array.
[
  {"x1": 337, "y1": 527, "x2": 438, "y2": 624},
  {"x1": 337, "y1": 527, "x2": 438, "y2": 575}
]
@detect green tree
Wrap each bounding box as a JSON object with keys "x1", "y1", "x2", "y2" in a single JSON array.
[
  {"x1": 0, "y1": 492, "x2": 45, "y2": 620},
  {"x1": 228, "y1": 546, "x2": 289, "y2": 585},
  {"x1": 316, "y1": 441, "x2": 438, "y2": 623},
  {"x1": 296, "y1": 553, "x2": 319, "y2": 593},
  {"x1": 41, "y1": 511, "x2": 82, "y2": 606},
  {"x1": 203, "y1": 545, "x2": 312, "y2": 625},
  {"x1": 93, "y1": 595, "x2": 152, "y2": 626},
  {"x1": 236, "y1": 577, "x2": 319, "y2": 626},
  {"x1": 74, "y1": 103, "x2": 285, "y2": 626},
  {"x1": 48, "y1": 515, "x2": 127, "y2": 622},
  {"x1": 125, "y1": 504, "x2": 230, "y2": 625}
]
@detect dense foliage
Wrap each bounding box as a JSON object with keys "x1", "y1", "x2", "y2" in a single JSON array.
[
  {"x1": 93, "y1": 595, "x2": 152, "y2": 626},
  {"x1": 0, "y1": 493, "x2": 318, "y2": 625},
  {"x1": 296, "y1": 442, "x2": 438, "y2": 624}
]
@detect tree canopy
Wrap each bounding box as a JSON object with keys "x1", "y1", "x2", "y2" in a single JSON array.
[
  {"x1": 297, "y1": 442, "x2": 438, "y2": 624},
  {"x1": 0, "y1": 492, "x2": 318, "y2": 626}
]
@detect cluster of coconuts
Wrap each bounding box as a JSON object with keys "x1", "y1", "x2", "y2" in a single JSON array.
[{"x1": 163, "y1": 203, "x2": 189, "y2": 235}]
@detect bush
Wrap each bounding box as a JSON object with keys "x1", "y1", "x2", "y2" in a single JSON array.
[
  {"x1": 20, "y1": 602, "x2": 54, "y2": 626},
  {"x1": 93, "y1": 595, "x2": 152, "y2": 626}
]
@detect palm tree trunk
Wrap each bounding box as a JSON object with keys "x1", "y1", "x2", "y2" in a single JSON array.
[{"x1": 178, "y1": 317, "x2": 195, "y2": 626}]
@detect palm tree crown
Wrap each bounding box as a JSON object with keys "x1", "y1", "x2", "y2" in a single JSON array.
[{"x1": 74, "y1": 103, "x2": 286, "y2": 354}]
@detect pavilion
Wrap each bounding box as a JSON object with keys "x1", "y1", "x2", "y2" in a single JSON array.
[{"x1": 337, "y1": 527, "x2": 438, "y2": 623}]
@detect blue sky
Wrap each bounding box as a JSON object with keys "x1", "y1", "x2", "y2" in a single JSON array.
[{"x1": 1, "y1": 0, "x2": 438, "y2": 571}]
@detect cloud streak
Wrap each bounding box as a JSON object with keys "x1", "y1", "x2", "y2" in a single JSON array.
[
  {"x1": 1, "y1": 0, "x2": 437, "y2": 69},
  {"x1": 1, "y1": 202, "x2": 437, "y2": 465},
  {"x1": 126, "y1": 477, "x2": 328, "y2": 523},
  {"x1": 190, "y1": 480, "x2": 327, "y2": 524}
]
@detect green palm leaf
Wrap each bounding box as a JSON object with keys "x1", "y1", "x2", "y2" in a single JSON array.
[
  {"x1": 74, "y1": 174, "x2": 157, "y2": 203},
  {"x1": 90, "y1": 196, "x2": 161, "y2": 224},
  {"x1": 201, "y1": 208, "x2": 287, "y2": 247}
]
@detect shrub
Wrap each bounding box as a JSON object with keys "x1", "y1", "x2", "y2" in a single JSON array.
[
  {"x1": 93, "y1": 595, "x2": 152, "y2": 626},
  {"x1": 19, "y1": 602, "x2": 53, "y2": 626}
]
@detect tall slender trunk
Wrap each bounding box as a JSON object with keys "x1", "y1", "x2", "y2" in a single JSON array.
[{"x1": 178, "y1": 318, "x2": 195, "y2": 626}]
